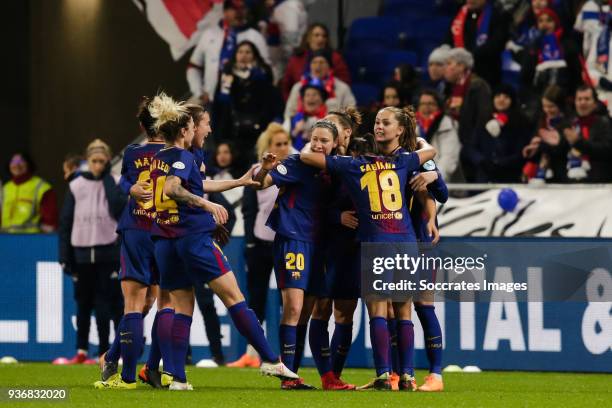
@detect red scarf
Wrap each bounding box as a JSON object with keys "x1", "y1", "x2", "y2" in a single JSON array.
[
  {"x1": 451, "y1": 3, "x2": 492, "y2": 48},
  {"x1": 493, "y1": 112, "x2": 509, "y2": 126},
  {"x1": 447, "y1": 72, "x2": 472, "y2": 119},
  {"x1": 416, "y1": 110, "x2": 442, "y2": 135}
]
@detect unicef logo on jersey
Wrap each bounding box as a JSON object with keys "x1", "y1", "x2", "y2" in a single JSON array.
[
  {"x1": 172, "y1": 161, "x2": 186, "y2": 170},
  {"x1": 394, "y1": 212, "x2": 403, "y2": 220}
]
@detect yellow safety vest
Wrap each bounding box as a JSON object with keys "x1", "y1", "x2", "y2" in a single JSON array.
[{"x1": 1, "y1": 176, "x2": 51, "y2": 233}]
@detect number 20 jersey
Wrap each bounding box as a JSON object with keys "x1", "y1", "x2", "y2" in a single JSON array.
[
  {"x1": 117, "y1": 142, "x2": 165, "y2": 232},
  {"x1": 149, "y1": 146, "x2": 216, "y2": 238},
  {"x1": 325, "y1": 152, "x2": 421, "y2": 242}
]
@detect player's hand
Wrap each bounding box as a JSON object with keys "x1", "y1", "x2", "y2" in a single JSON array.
[
  {"x1": 340, "y1": 210, "x2": 359, "y2": 229},
  {"x1": 239, "y1": 167, "x2": 261, "y2": 188},
  {"x1": 410, "y1": 171, "x2": 438, "y2": 192},
  {"x1": 130, "y1": 180, "x2": 153, "y2": 202},
  {"x1": 261, "y1": 152, "x2": 278, "y2": 170},
  {"x1": 427, "y1": 220, "x2": 440, "y2": 244},
  {"x1": 213, "y1": 224, "x2": 230, "y2": 246},
  {"x1": 201, "y1": 199, "x2": 228, "y2": 225}
]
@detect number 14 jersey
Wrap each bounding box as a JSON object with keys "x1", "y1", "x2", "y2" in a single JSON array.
[
  {"x1": 325, "y1": 152, "x2": 421, "y2": 242},
  {"x1": 149, "y1": 146, "x2": 216, "y2": 238}
]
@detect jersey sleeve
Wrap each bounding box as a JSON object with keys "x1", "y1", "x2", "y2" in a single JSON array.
[
  {"x1": 269, "y1": 155, "x2": 304, "y2": 186},
  {"x1": 324, "y1": 155, "x2": 352, "y2": 175},
  {"x1": 168, "y1": 150, "x2": 195, "y2": 181},
  {"x1": 400, "y1": 152, "x2": 421, "y2": 174},
  {"x1": 118, "y1": 148, "x2": 134, "y2": 195}
]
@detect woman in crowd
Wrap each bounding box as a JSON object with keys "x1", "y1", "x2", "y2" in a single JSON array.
[
  {"x1": 228, "y1": 123, "x2": 292, "y2": 368},
  {"x1": 288, "y1": 83, "x2": 329, "y2": 150},
  {"x1": 214, "y1": 40, "x2": 283, "y2": 165},
  {"x1": 285, "y1": 49, "x2": 356, "y2": 122},
  {"x1": 1, "y1": 152, "x2": 57, "y2": 233},
  {"x1": 415, "y1": 89, "x2": 463, "y2": 182},
  {"x1": 281, "y1": 23, "x2": 351, "y2": 100},
  {"x1": 522, "y1": 84, "x2": 569, "y2": 183},
  {"x1": 463, "y1": 84, "x2": 532, "y2": 182},
  {"x1": 59, "y1": 139, "x2": 125, "y2": 365}
]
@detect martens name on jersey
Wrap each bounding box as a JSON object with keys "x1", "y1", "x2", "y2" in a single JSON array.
[
  {"x1": 134, "y1": 156, "x2": 152, "y2": 169},
  {"x1": 359, "y1": 161, "x2": 397, "y2": 173},
  {"x1": 150, "y1": 158, "x2": 170, "y2": 174}
]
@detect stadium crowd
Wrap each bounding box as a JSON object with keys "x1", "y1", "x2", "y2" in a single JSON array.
[{"x1": 0, "y1": 0, "x2": 611, "y2": 387}]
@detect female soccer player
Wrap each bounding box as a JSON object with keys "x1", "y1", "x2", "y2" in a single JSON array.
[
  {"x1": 148, "y1": 93, "x2": 297, "y2": 390},
  {"x1": 377, "y1": 106, "x2": 447, "y2": 392},
  {"x1": 307, "y1": 107, "x2": 363, "y2": 390},
  {"x1": 300, "y1": 117, "x2": 436, "y2": 391},
  {"x1": 94, "y1": 98, "x2": 174, "y2": 390},
  {"x1": 253, "y1": 119, "x2": 340, "y2": 390}
]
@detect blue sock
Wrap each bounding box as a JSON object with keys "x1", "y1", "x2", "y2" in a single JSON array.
[
  {"x1": 388, "y1": 319, "x2": 400, "y2": 374},
  {"x1": 146, "y1": 311, "x2": 162, "y2": 370},
  {"x1": 228, "y1": 301, "x2": 278, "y2": 362},
  {"x1": 397, "y1": 320, "x2": 415, "y2": 377},
  {"x1": 416, "y1": 305, "x2": 443, "y2": 375},
  {"x1": 294, "y1": 324, "x2": 307, "y2": 373},
  {"x1": 156, "y1": 308, "x2": 175, "y2": 375},
  {"x1": 369, "y1": 317, "x2": 390, "y2": 377},
  {"x1": 120, "y1": 313, "x2": 143, "y2": 383},
  {"x1": 309, "y1": 319, "x2": 331, "y2": 376},
  {"x1": 279, "y1": 324, "x2": 296, "y2": 372},
  {"x1": 171, "y1": 313, "x2": 192, "y2": 383},
  {"x1": 106, "y1": 323, "x2": 121, "y2": 363},
  {"x1": 330, "y1": 322, "x2": 353, "y2": 376}
]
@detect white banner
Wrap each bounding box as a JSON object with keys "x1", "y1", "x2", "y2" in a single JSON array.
[{"x1": 439, "y1": 187, "x2": 612, "y2": 238}]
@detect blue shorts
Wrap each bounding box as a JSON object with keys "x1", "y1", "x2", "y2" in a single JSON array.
[
  {"x1": 154, "y1": 232, "x2": 232, "y2": 291},
  {"x1": 120, "y1": 229, "x2": 159, "y2": 286},
  {"x1": 310, "y1": 240, "x2": 360, "y2": 300},
  {"x1": 273, "y1": 235, "x2": 313, "y2": 290}
]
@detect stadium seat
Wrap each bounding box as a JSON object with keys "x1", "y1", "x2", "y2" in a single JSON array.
[
  {"x1": 345, "y1": 17, "x2": 402, "y2": 50},
  {"x1": 351, "y1": 83, "x2": 380, "y2": 107},
  {"x1": 383, "y1": 0, "x2": 437, "y2": 17}
]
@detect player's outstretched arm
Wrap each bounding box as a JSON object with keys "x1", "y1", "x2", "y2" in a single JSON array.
[
  {"x1": 164, "y1": 175, "x2": 229, "y2": 224},
  {"x1": 415, "y1": 144, "x2": 437, "y2": 166},
  {"x1": 203, "y1": 167, "x2": 261, "y2": 193},
  {"x1": 252, "y1": 153, "x2": 277, "y2": 190},
  {"x1": 299, "y1": 152, "x2": 326, "y2": 169}
]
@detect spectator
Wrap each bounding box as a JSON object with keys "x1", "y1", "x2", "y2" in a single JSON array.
[
  {"x1": 446, "y1": 0, "x2": 510, "y2": 87},
  {"x1": 209, "y1": 141, "x2": 245, "y2": 235},
  {"x1": 187, "y1": 0, "x2": 270, "y2": 103},
  {"x1": 424, "y1": 45, "x2": 451, "y2": 99},
  {"x1": 507, "y1": 0, "x2": 551, "y2": 53},
  {"x1": 360, "y1": 82, "x2": 403, "y2": 136},
  {"x1": 213, "y1": 40, "x2": 283, "y2": 161},
  {"x1": 462, "y1": 83, "x2": 532, "y2": 182},
  {"x1": 393, "y1": 63, "x2": 421, "y2": 105},
  {"x1": 522, "y1": 85, "x2": 568, "y2": 183},
  {"x1": 228, "y1": 123, "x2": 291, "y2": 368},
  {"x1": 416, "y1": 89, "x2": 463, "y2": 182},
  {"x1": 281, "y1": 23, "x2": 351, "y2": 100},
  {"x1": 521, "y1": 8, "x2": 582, "y2": 98},
  {"x1": 255, "y1": 0, "x2": 308, "y2": 83},
  {"x1": 1, "y1": 152, "x2": 58, "y2": 233},
  {"x1": 58, "y1": 139, "x2": 125, "y2": 364},
  {"x1": 444, "y1": 48, "x2": 492, "y2": 148},
  {"x1": 284, "y1": 49, "x2": 356, "y2": 122},
  {"x1": 562, "y1": 86, "x2": 612, "y2": 182},
  {"x1": 287, "y1": 82, "x2": 329, "y2": 150},
  {"x1": 574, "y1": 0, "x2": 612, "y2": 113}
]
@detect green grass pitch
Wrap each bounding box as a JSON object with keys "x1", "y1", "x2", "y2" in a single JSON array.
[{"x1": 0, "y1": 363, "x2": 610, "y2": 407}]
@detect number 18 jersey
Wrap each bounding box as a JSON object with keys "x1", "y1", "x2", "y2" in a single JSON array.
[{"x1": 325, "y1": 152, "x2": 421, "y2": 242}]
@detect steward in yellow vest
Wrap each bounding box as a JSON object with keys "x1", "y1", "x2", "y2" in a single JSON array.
[{"x1": 1, "y1": 153, "x2": 58, "y2": 233}]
